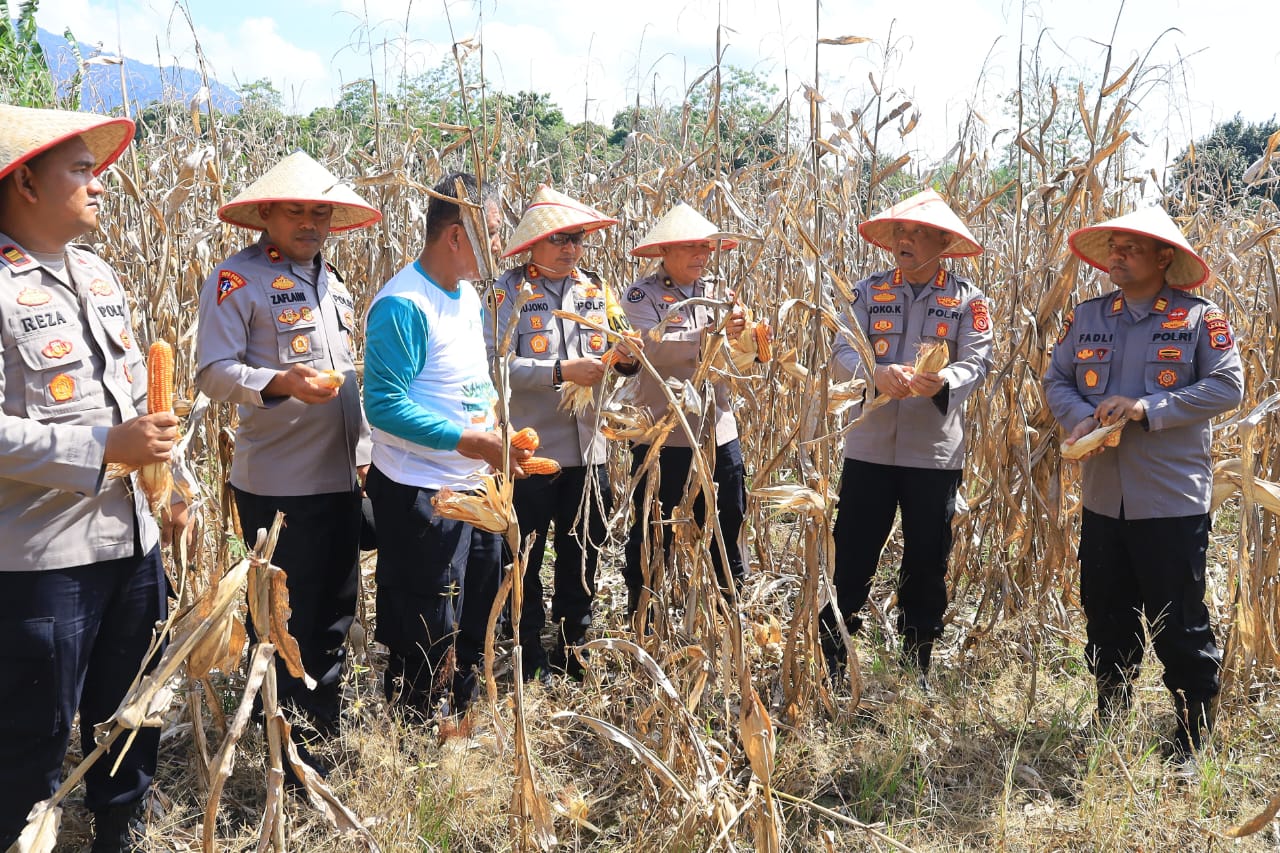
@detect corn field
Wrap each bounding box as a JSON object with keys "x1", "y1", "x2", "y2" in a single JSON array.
[{"x1": 10, "y1": 19, "x2": 1280, "y2": 853}]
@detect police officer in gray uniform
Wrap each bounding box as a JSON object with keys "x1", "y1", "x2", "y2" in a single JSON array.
[
  {"x1": 0, "y1": 105, "x2": 186, "y2": 851},
  {"x1": 822, "y1": 190, "x2": 991, "y2": 684},
  {"x1": 486, "y1": 186, "x2": 637, "y2": 678},
  {"x1": 621, "y1": 203, "x2": 748, "y2": 613},
  {"x1": 1044, "y1": 207, "x2": 1243, "y2": 759},
  {"x1": 196, "y1": 152, "x2": 380, "y2": 750}
]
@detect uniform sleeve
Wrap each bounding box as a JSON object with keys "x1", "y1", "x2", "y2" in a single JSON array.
[
  {"x1": 937, "y1": 291, "x2": 994, "y2": 414},
  {"x1": 193, "y1": 267, "x2": 278, "y2": 407},
  {"x1": 1042, "y1": 309, "x2": 1096, "y2": 430},
  {"x1": 363, "y1": 296, "x2": 463, "y2": 450},
  {"x1": 622, "y1": 286, "x2": 703, "y2": 372},
  {"x1": 0, "y1": 407, "x2": 108, "y2": 495},
  {"x1": 1144, "y1": 306, "x2": 1244, "y2": 431}
]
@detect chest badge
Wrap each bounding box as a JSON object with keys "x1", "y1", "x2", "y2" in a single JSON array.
[
  {"x1": 529, "y1": 334, "x2": 549, "y2": 354},
  {"x1": 661, "y1": 293, "x2": 677, "y2": 303},
  {"x1": 278, "y1": 308, "x2": 301, "y2": 325},
  {"x1": 1084, "y1": 368, "x2": 1099, "y2": 388},
  {"x1": 16, "y1": 287, "x2": 50, "y2": 306},
  {"x1": 589, "y1": 332, "x2": 604, "y2": 351},
  {"x1": 530, "y1": 315, "x2": 544, "y2": 330},
  {"x1": 627, "y1": 287, "x2": 645, "y2": 303},
  {"x1": 119, "y1": 330, "x2": 133, "y2": 349},
  {"x1": 872, "y1": 292, "x2": 896, "y2": 303},
  {"x1": 271, "y1": 276, "x2": 295, "y2": 290},
  {"x1": 42, "y1": 339, "x2": 74, "y2": 359},
  {"x1": 936, "y1": 296, "x2": 961, "y2": 308},
  {"x1": 49, "y1": 373, "x2": 76, "y2": 402},
  {"x1": 873, "y1": 338, "x2": 890, "y2": 357},
  {"x1": 1157, "y1": 369, "x2": 1177, "y2": 387},
  {"x1": 872, "y1": 319, "x2": 893, "y2": 332},
  {"x1": 290, "y1": 334, "x2": 311, "y2": 354},
  {"x1": 935, "y1": 322, "x2": 949, "y2": 337},
  {"x1": 88, "y1": 279, "x2": 114, "y2": 297}
]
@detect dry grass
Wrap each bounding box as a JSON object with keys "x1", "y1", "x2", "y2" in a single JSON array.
[{"x1": 23, "y1": 18, "x2": 1280, "y2": 853}]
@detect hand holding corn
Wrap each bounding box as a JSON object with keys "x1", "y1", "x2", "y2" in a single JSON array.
[
  {"x1": 457, "y1": 428, "x2": 533, "y2": 475},
  {"x1": 263, "y1": 363, "x2": 341, "y2": 404},
  {"x1": 103, "y1": 411, "x2": 178, "y2": 468},
  {"x1": 874, "y1": 363, "x2": 916, "y2": 400}
]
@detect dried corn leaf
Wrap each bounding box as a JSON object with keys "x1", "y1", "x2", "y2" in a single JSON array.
[
  {"x1": 277, "y1": 716, "x2": 383, "y2": 851},
  {"x1": 1225, "y1": 787, "x2": 1280, "y2": 838},
  {"x1": 187, "y1": 575, "x2": 236, "y2": 679},
  {"x1": 432, "y1": 473, "x2": 516, "y2": 534},
  {"x1": 558, "y1": 381, "x2": 595, "y2": 414},
  {"x1": 12, "y1": 800, "x2": 60, "y2": 853},
  {"x1": 739, "y1": 686, "x2": 776, "y2": 783},
  {"x1": 269, "y1": 568, "x2": 315, "y2": 688},
  {"x1": 913, "y1": 340, "x2": 949, "y2": 377},
  {"x1": 550, "y1": 712, "x2": 691, "y2": 799}
]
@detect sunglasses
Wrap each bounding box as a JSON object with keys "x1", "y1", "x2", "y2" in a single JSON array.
[{"x1": 547, "y1": 231, "x2": 588, "y2": 246}]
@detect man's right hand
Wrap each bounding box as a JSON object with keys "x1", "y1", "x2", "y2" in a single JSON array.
[
  {"x1": 1064, "y1": 415, "x2": 1107, "y2": 461},
  {"x1": 456, "y1": 429, "x2": 534, "y2": 475},
  {"x1": 561, "y1": 357, "x2": 606, "y2": 386},
  {"x1": 264, "y1": 364, "x2": 340, "y2": 404},
  {"x1": 874, "y1": 363, "x2": 915, "y2": 399},
  {"x1": 104, "y1": 412, "x2": 179, "y2": 466}
]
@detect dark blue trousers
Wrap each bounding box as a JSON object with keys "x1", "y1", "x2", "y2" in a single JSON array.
[
  {"x1": 366, "y1": 465, "x2": 501, "y2": 715},
  {"x1": 0, "y1": 545, "x2": 166, "y2": 836},
  {"x1": 624, "y1": 439, "x2": 747, "y2": 594}
]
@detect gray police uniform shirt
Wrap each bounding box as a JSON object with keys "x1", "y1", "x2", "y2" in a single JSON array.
[
  {"x1": 0, "y1": 235, "x2": 160, "y2": 571},
  {"x1": 195, "y1": 234, "x2": 370, "y2": 497},
  {"x1": 835, "y1": 268, "x2": 993, "y2": 470},
  {"x1": 484, "y1": 264, "x2": 612, "y2": 467},
  {"x1": 1043, "y1": 286, "x2": 1243, "y2": 519},
  {"x1": 622, "y1": 269, "x2": 738, "y2": 449}
]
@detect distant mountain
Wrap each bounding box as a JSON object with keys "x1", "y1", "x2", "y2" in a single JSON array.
[{"x1": 36, "y1": 27, "x2": 240, "y2": 114}]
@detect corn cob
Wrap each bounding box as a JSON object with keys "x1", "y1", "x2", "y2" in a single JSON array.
[
  {"x1": 510, "y1": 426, "x2": 540, "y2": 451},
  {"x1": 753, "y1": 323, "x2": 773, "y2": 363},
  {"x1": 308, "y1": 369, "x2": 345, "y2": 389},
  {"x1": 521, "y1": 456, "x2": 562, "y2": 475},
  {"x1": 140, "y1": 341, "x2": 175, "y2": 512}
]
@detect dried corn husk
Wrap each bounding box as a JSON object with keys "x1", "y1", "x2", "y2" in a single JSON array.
[
  {"x1": 1060, "y1": 419, "x2": 1126, "y2": 459},
  {"x1": 913, "y1": 339, "x2": 949, "y2": 376},
  {"x1": 432, "y1": 473, "x2": 516, "y2": 534},
  {"x1": 558, "y1": 381, "x2": 595, "y2": 414}
]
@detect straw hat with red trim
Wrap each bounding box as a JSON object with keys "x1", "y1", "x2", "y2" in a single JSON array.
[
  {"x1": 631, "y1": 203, "x2": 739, "y2": 258},
  {"x1": 218, "y1": 150, "x2": 381, "y2": 232},
  {"x1": 1068, "y1": 206, "x2": 1210, "y2": 289},
  {"x1": 857, "y1": 189, "x2": 983, "y2": 258},
  {"x1": 503, "y1": 185, "x2": 617, "y2": 257},
  {"x1": 0, "y1": 104, "x2": 134, "y2": 183}
]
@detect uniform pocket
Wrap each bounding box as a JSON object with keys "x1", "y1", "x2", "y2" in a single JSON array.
[
  {"x1": 1073, "y1": 347, "x2": 1113, "y2": 396},
  {"x1": 1145, "y1": 343, "x2": 1194, "y2": 393},
  {"x1": 15, "y1": 332, "x2": 96, "y2": 416},
  {"x1": 0, "y1": 617, "x2": 59, "y2": 736}
]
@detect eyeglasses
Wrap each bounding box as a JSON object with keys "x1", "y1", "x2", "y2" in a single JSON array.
[{"x1": 547, "y1": 231, "x2": 588, "y2": 246}]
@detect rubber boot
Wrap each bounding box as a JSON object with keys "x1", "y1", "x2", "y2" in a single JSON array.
[
  {"x1": 90, "y1": 800, "x2": 146, "y2": 853},
  {"x1": 1168, "y1": 692, "x2": 1212, "y2": 761},
  {"x1": 900, "y1": 629, "x2": 933, "y2": 691}
]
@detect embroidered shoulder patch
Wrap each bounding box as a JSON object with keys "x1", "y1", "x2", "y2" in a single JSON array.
[
  {"x1": 217, "y1": 270, "x2": 248, "y2": 305},
  {"x1": 1, "y1": 244, "x2": 31, "y2": 268},
  {"x1": 627, "y1": 287, "x2": 645, "y2": 303},
  {"x1": 970, "y1": 299, "x2": 991, "y2": 332},
  {"x1": 1057, "y1": 310, "x2": 1074, "y2": 345}
]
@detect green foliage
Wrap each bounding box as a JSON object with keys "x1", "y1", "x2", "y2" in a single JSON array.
[
  {"x1": 1169, "y1": 114, "x2": 1280, "y2": 212},
  {"x1": 0, "y1": 0, "x2": 57, "y2": 106}
]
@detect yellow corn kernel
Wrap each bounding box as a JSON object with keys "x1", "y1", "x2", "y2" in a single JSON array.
[
  {"x1": 511, "y1": 426, "x2": 540, "y2": 451},
  {"x1": 753, "y1": 323, "x2": 772, "y2": 363},
  {"x1": 521, "y1": 456, "x2": 561, "y2": 475},
  {"x1": 147, "y1": 341, "x2": 174, "y2": 414}
]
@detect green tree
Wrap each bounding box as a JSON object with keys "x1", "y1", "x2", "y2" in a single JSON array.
[
  {"x1": 1, "y1": 0, "x2": 58, "y2": 106},
  {"x1": 1169, "y1": 114, "x2": 1280, "y2": 211}
]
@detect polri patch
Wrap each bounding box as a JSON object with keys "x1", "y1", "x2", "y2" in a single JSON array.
[
  {"x1": 49, "y1": 373, "x2": 75, "y2": 402},
  {"x1": 589, "y1": 332, "x2": 604, "y2": 351},
  {"x1": 935, "y1": 322, "x2": 949, "y2": 337},
  {"x1": 217, "y1": 270, "x2": 247, "y2": 305},
  {"x1": 290, "y1": 334, "x2": 310, "y2": 354},
  {"x1": 1057, "y1": 310, "x2": 1073, "y2": 345},
  {"x1": 278, "y1": 309, "x2": 301, "y2": 326},
  {"x1": 530, "y1": 334, "x2": 549, "y2": 354},
  {"x1": 89, "y1": 279, "x2": 114, "y2": 297},
  {"x1": 873, "y1": 338, "x2": 889, "y2": 357},
  {"x1": 936, "y1": 296, "x2": 961, "y2": 308},
  {"x1": 970, "y1": 299, "x2": 990, "y2": 332},
  {"x1": 627, "y1": 287, "x2": 645, "y2": 303},
  {"x1": 1084, "y1": 369, "x2": 1099, "y2": 388},
  {"x1": 1157, "y1": 369, "x2": 1177, "y2": 387},
  {"x1": 271, "y1": 276, "x2": 295, "y2": 291},
  {"x1": 16, "y1": 287, "x2": 50, "y2": 306},
  {"x1": 42, "y1": 339, "x2": 73, "y2": 359}
]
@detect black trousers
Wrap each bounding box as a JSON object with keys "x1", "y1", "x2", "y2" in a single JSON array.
[
  {"x1": 823, "y1": 459, "x2": 962, "y2": 644},
  {"x1": 511, "y1": 465, "x2": 609, "y2": 658},
  {"x1": 233, "y1": 486, "x2": 361, "y2": 726},
  {"x1": 1079, "y1": 508, "x2": 1220, "y2": 701},
  {"x1": 0, "y1": 544, "x2": 166, "y2": 836},
  {"x1": 624, "y1": 439, "x2": 747, "y2": 593},
  {"x1": 366, "y1": 465, "x2": 501, "y2": 714}
]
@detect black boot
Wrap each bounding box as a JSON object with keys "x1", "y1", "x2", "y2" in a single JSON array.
[
  {"x1": 1093, "y1": 678, "x2": 1133, "y2": 731},
  {"x1": 820, "y1": 612, "x2": 862, "y2": 685},
  {"x1": 90, "y1": 800, "x2": 146, "y2": 853},
  {"x1": 900, "y1": 633, "x2": 933, "y2": 691},
  {"x1": 1168, "y1": 692, "x2": 1212, "y2": 761},
  {"x1": 549, "y1": 620, "x2": 588, "y2": 680}
]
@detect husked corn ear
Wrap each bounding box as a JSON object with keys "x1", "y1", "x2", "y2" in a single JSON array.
[
  {"x1": 510, "y1": 426, "x2": 540, "y2": 451},
  {"x1": 147, "y1": 341, "x2": 174, "y2": 414},
  {"x1": 308, "y1": 369, "x2": 345, "y2": 389},
  {"x1": 913, "y1": 340, "x2": 949, "y2": 376},
  {"x1": 754, "y1": 323, "x2": 772, "y2": 363},
  {"x1": 522, "y1": 456, "x2": 561, "y2": 475},
  {"x1": 600, "y1": 348, "x2": 622, "y2": 368}
]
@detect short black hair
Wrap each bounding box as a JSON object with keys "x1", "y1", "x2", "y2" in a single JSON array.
[{"x1": 425, "y1": 171, "x2": 489, "y2": 243}]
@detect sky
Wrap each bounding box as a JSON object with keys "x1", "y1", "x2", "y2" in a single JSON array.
[{"x1": 31, "y1": 0, "x2": 1280, "y2": 174}]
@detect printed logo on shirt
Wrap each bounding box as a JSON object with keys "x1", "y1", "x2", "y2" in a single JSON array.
[
  {"x1": 271, "y1": 276, "x2": 295, "y2": 291},
  {"x1": 873, "y1": 338, "x2": 890, "y2": 357},
  {"x1": 48, "y1": 373, "x2": 75, "y2": 402},
  {"x1": 529, "y1": 334, "x2": 549, "y2": 354},
  {"x1": 265, "y1": 245, "x2": 283, "y2": 263},
  {"x1": 872, "y1": 292, "x2": 896, "y2": 303},
  {"x1": 935, "y1": 322, "x2": 950, "y2": 337},
  {"x1": 1153, "y1": 296, "x2": 1169, "y2": 313},
  {"x1": 1, "y1": 244, "x2": 32, "y2": 268},
  {"x1": 589, "y1": 332, "x2": 605, "y2": 351},
  {"x1": 291, "y1": 334, "x2": 310, "y2": 354},
  {"x1": 217, "y1": 270, "x2": 248, "y2": 305},
  {"x1": 627, "y1": 287, "x2": 645, "y2": 303},
  {"x1": 1157, "y1": 369, "x2": 1178, "y2": 388},
  {"x1": 89, "y1": 279, "x2": 114, "y2": 297},
  {"x1": 935, "y1": 296, "x2": 961, "y2": 308},
  {"x1": 1158, "y1": 347, "x2": 1183, "y2": 361},
  {"x1": 278, "y1": 308, "x2": 301, "y2": 325},
  {"x1": 16, "y1": 286, "x2": 50, "y2": 306},
  {"x1": 872, "y1": 319, "x2": 894, "y2": 332},
  {"x1": 42, "y1": 339, "x2": 74, "y2": 359},
  {"x1": 1084, "y1": 368, "x2": 1099, "y2": 388},
  {"x1": 970, "y1": 299, "x2": 991, "y2": 332}
]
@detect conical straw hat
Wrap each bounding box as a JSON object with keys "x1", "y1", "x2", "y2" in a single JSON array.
[
  {"x1": 0, "y1": 104, "x2": 134, "y2": 182},
  {"x1": 218, "y1": 151, "x2": 381, "y2": 232},
  {"x1": 857, "y1": 189, "x2": 983, "y2": 257},
  {"x1": 503, "y1": 185, "x2": 618, "y2": 257},
  {"x1": 631, "y1": 203, "x2": 739, "y2": 258},
  {"x1": 1068, "y1": 206, "x2": 1210, "y2": 289}
]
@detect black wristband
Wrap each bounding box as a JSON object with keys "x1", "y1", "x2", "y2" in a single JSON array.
[{"x1": 554, "y1": 359, "x2": 563, "y2": 384}]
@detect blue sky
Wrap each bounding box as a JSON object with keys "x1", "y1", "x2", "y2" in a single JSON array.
[{"x1": 32, "y1": 0, "x2": 1280, "y2": 172}]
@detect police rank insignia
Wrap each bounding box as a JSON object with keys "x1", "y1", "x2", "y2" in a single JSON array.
[
  {"x1": 873, "y1": 338, "x2": 890, "y2": 357},
  {"x1": 970, "y1": 299, "x2": 991, "y2": 332},
  {"x1": 530, "y1": 334, "x2": 549, "y2": 354},
  {"x1": 1110, "y1": 295, "x2": 1124, "y2": 313},
  {"x1": 16, "y1": 287, "x2": 50, "y2": 306},
  {"x1": 1, "y1": 244, "x2": 31, "y2": 267},
  {"x1": 271, "y1": 276, "x2": 295, "y2": 290},
  {"x1": 49, "y1": 373, "x2": 75, "y2": 402},
  {"x1": 265, "y1": 245, "x2": 283, "y2": 263},
  {"x1": 278, "y1": 309, "x2": 301, "y2": 325},
  {"x1": 872, "y1": 319, "x2": 893, "y2": 332},
  {"x1": 217, "y1": 270, "x2": 248, "y2": 305},
  {"x1": 89, "y1": 279, "x2": 114, "y2": 297},
  {"x1": 1157, "y1": 369, "x2": 1177, "y2": 387},
  {"x1": 290, "y1": 334, "x2": 310, "y2": 354},
  {"x1": 1153, "y1": 296, "x2": 1169, "y2": 313},
  {"x1": 42, "y1": 339, "x2": 73, "y2": 359},
  {"x1": 872, "y1": 293, "x2": 896, "y2": 303},
  {"x1": 1084, "y1": 369, "x2": 1099, "y2": 388},
  {"x1": 589, "y1": 332, "x2": 605, "y2": 351},
  {"x1": 627, "y1": 287, "x2": 645, "y2": 303},
  {"x1": 1158, "y1": 347, "x2": 1182, "y2": 361},
  {"x1": 936, "y1": 296, "x2": 961, "y2": 308}
]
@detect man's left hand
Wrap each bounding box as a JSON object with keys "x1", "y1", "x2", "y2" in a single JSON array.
[
  {"x1": 1095, "y1": 395, "x2": 1146, "y2": 426},
  {"x1": 909, "y1": 371, "x2": 946, "y2": 398}
]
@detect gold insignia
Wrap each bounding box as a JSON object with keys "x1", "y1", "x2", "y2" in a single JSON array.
[
  {"x1": 1084, "y1": 368, "x2": 1099, "y2": 388},
  {"x1": 873, "y1": 338, "x2": 890, "y2": 357},
  {"x1": 271, "y1": 276, "x2": 295, "y2": 291},
  {"x1": 49, "y1": 373, "x2": 75, "y2": 402},
  {"x1": 42, "y1": 339, "x2": 73, "y2": 359},
  {"x1": 291, "y1": 334, "x2": 310, "y2": 354},
  {"x1": 530, "y1": 334, "x2": 549, "y2": 354},
  {"x1": 16, "y1": 287, "x2": 50, "y2": 306},
  {"x1": 278, "y1": 309, "x2": 301, "y2": 325},
  {"x1": 1157, "y1": 369, "x2": 1177, "y2": 388}
]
